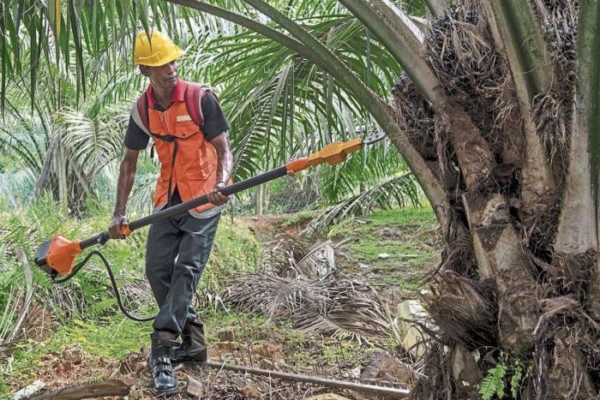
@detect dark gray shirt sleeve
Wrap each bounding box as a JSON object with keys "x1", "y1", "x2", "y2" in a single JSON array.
[
  {"x1": 201, "y1": 92, "x2": 230, "y2": 140},
  {"x1": 124, "y1": 116, "x2": 150, "y2": 150}
]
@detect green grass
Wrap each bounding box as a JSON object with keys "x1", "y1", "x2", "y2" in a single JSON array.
[
  {"x1": 278, "y1": 211, "x2": 316, "y2": 228},
  {"x1": 328, "y1": 205, "x2": 440, "y2": 291},
  {"x1": 1, "y1": 314, "x2": 153, "y2": 389},
  {"x1": 358, "y1": 206, "x2": 438, "y2": 226}
]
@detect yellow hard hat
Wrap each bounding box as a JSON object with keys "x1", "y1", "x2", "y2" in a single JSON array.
[{"x1": 133, "y1": 30, "x2": 185, "y2": 67}]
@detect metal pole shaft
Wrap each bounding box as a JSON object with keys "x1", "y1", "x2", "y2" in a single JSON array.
[{"x1": 206, "y1": 360, "x2": 410, "y2": 398}]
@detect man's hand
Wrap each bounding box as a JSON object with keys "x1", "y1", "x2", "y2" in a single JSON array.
[
  {"x1": 207, "y1": 181, "x2": 229, "y2": 205},
  {"x1": 109, "y1": 215, "x2": 129, "y2": 239}
]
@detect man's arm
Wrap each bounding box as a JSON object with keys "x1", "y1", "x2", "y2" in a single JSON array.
[
  {"x1": 207, "y1": 133, "x2": 233, "y2": 206},
  {"x1": 109, "y1": 148, "x2": 140, "y2": 239}
]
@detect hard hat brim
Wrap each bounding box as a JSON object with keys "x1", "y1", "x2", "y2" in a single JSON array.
[{"x1": 134, "y1": 48, "x2": 186, "y2": 67}]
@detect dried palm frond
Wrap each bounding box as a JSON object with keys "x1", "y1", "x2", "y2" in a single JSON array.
[
  {"x1": 530, "y1": 0, "x2": 579, "y2": 190},
  {"x1": 532, "y1": 295, "x2": 599, "y2": 399},
  {"x1": 224, "y1": 235, "x2": 390, "y2": 339},
  {"x1": 532, "y1": 91, "x2": 569, "y2": 157},
  {"x1": 222, "y1": 235, "x2": 389, "y2": 338},
  {"x1": 425, "y1": 0, "x2": 519, "y2": 161},
  {"x1": 223, "y1": 270, "x2": 390, "y2": 340},
  {"x1": 261, "y1": 233, "x2": 342, "y2": 279},
  {"x1": 423, "y1": 271, "x2": 497, "y2": 350},
  {"x1": 538, "y1": 0, "x2": 578, "y2": 76}
]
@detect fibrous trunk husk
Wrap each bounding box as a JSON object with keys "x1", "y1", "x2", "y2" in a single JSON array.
[{"x1": 395, "y1": 0, "x2": 600, "y2": 398}]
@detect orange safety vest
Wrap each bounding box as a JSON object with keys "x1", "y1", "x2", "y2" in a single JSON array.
[{"x1": 138, "y1": 81, "x2": 219, "y2": 214}]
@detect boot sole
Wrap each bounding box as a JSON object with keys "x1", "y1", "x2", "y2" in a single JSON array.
[{"x1": 153, "y1": 386, "x2": 179, "y2": 397}]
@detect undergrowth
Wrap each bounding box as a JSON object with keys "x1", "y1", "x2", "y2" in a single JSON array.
[
  {"x1": 0, "y1": 200, "x2": 262, "y2": 395},
  {"x1": 0, "y1": 198, "x2": 436, "y2": 396}
]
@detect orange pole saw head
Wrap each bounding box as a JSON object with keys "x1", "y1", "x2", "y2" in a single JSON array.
[
  {"x1": 285, "y1": 132, "x2": 385, "y2": 174},
  {"x1": 286, "y1": 138, "x2": 363, "y2": 174},
  {"x1": 34, "y1": 235, "x2": 83, "y2": 277}
]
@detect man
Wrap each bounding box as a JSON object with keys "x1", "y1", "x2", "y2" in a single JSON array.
[{"x1": 109, "y1": 30, "x2": 233, "y2": 396}]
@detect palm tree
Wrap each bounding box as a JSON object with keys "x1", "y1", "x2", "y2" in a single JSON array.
[{"x1": 2, "y1": 0, "x2": 600, "y2": 398}]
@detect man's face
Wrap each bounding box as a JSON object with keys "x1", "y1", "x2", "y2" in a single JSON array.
[{"x1": 143, "y1": 61, "x2": 178, "y2": 90}]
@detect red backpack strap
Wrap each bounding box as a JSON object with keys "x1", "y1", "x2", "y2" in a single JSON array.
[{"x1": 184, "y1": 82, "x2": 214, "y2": 128}]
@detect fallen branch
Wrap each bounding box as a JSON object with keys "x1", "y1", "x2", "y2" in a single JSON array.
[
  {"x1": 206, "y1": 360, "x2": 410, "y2": 399},
  {"x1": 26, "y1": 380, "x2": 130, "y2": 400}
]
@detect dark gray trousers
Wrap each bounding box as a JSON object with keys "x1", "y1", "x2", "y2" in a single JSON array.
[{"x1": 145, "y1": 211, "x2": 220, "y2": 334}]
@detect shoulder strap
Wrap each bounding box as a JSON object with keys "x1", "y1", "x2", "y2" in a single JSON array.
[
  {"x1": 184, "y1": 82, "x2": 214, "y2": 128},
  {"x1": 135, "y1": 92, "x2": 151, "y2": 133},
  {"x1": 135, "y1": 84, "x2": 214, "y2": 131}
]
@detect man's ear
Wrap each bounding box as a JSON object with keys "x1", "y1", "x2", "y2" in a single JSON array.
[{"x1": 139, "y1": 65, "x2": 150, "y2": 77}]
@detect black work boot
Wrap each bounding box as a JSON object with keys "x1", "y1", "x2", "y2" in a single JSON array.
[
  {"x1": 171, "y1": 320, "x2": 207, "y2": 366},
  {"x1": 148, "y1": 331, "x2": 179, "y2": 396}
]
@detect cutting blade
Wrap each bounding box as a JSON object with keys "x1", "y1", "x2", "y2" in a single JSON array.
[{"x1": 363, "y1": 130, "x2": 386, "y2": 145}]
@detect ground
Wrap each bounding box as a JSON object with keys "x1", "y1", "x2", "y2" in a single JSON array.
[{"x1": 5, "y1": 208, "x2": 441, "y2": 400}]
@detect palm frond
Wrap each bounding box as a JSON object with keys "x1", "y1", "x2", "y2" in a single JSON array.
[
  {"x1": 186, "y1": 14, "x2": 400, "y2": 182},
  {"x1": 59, "y1": 106, "x2": 126, "y2": 179},
  {"x1": 0, "y1": 169, "x2": 36, "y2": 209},
  {"x1": 223, "y1": 234, "x2": 390, "y2": 340},
  {"x1": 304, "y1": 172, "x2": 420, "y2": 236}
]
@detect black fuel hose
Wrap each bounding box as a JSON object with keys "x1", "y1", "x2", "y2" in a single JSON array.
[{"x1": 52, "y1": 250, "x2": 155, "y2": 322}]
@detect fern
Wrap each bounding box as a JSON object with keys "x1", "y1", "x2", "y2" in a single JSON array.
[
  {"x1": 479, "y1": 363, "x2": 507, "y2": 400},
  {"x1": 87, "y1": 298, "x2": 118, "y2": 319},
  {"x1": 510, "y1": 359, "x2": 523, "y2": 398}
]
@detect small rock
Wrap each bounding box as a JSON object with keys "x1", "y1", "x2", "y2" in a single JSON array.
[
  {"x1": 378, "y1": 253, "x2": 390, "y2": 259},
  {"x1": 62, "y1": 344, "x2": 84, "y2": 364},
  {"x1": 186, "y1": 376, "x2": 205, "y2": 397},
  {"x1": 217, "y1": 329, "x2": 236, "y2": 342},
  {"x1": 361, "y1": 351, "x2": 415, "y2": 385},
  {"x1": 396, "y1": 300, "x2": 435, "y2": 357},
  {"x1": 121, "y1": 375, "x2": 135, "y2": 387}
]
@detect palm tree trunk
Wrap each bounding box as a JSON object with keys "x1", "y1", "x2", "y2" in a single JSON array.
[
  {"x1": 424, "y1": 0, "x2": 449, "y2": 19},
  {"x1": 480, "y1": 0, "x2": 556, "y2": 224},
  {"x1": 55, "y1": 136, "x2": 68, "y2": 216},
  {"x1": 35, "y1": 135, "x2": 59, "y2": 197},
  {"x1": 555, "y1": 0, "x2": 600, "y2": 316},
  {"x1": 444, "y1": 106, "x2": 539, "y2": 351}
]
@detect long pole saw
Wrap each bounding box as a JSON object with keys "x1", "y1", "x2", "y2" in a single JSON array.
[{"x1": 34, "y1": 131, "x2": 385, "y2": 278}]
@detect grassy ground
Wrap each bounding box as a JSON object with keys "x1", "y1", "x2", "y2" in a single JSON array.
[
  {"x1": 328, "y1": 207, "x2": 441, "y2": 307},
  {"x1": 0, "y1": 205, "x2": 441, "y2": 399}
]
